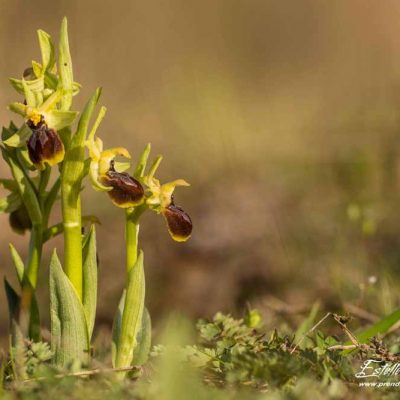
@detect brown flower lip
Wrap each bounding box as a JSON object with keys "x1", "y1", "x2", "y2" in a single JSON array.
[
  {"x1": 162, "y1": 203, "x2": 192, "y2": 242},
  {"x1": 26, "y1": 119, "x2": 65, "y2": 169},
  {"x1": 101, "y1": 162, "x2": 145, "y2": 208}
]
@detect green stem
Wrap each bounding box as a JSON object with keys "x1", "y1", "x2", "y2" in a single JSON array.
[
  {"x1": 38, "y1": 166, "x2": 51, "y2": 199},
  {"x1": 61, "y1": 185, "x2": 83, "y2": 301},
  {"x1": 125, "y1": 206, "x2": 145, "y2": 272},
  {"x1": 60, "y1": 89, "x2": 102, "y2": 301}
]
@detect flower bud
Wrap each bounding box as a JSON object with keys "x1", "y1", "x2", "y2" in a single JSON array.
[
  {"x1": 101, "y1": 167, "x2": 144, "y2": 208},
  {"x1": 9, "y1": 205, "x2": 32, "y2": 235},
  {"x1": 162, "y1": 204, "x2": 192, "y2": 242},
  {"x1": 26, "y1": 119, "x2": 65, "y2": 169}
]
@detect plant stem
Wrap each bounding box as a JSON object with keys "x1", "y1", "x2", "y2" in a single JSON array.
[
  {"x1": 60, "y1": 90, "x2": 102, "y2": 301},
  {"x1": 61, "y1": 186, "x2": 83, "y2": 301},
  {"x1": 125, "y1": 206, "x2": 145, "y2": 272}
]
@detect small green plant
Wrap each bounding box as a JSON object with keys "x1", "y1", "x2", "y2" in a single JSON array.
[{"x1": 1, "y1": 17, "x2": 192, "y2": 379}]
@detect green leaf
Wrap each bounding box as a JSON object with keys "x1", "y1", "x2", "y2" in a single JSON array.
[
  {"x1": 9, "y1": 243, "x2": 24, "y2": 284},
  {"x1": 29, "y1": 296, "x2": 41, "y2": 342},
  {"x1": 9, "y1": 121, "x2": 18, "y2": 132},
  {"x1": 134, "y1": 143, "x2": 151, "y2": 178},
  {"x1": 45, "y1": 110, "x2": 78, "y2": 131},
  {"x1": 3, "y1": 124, "x2": 32, "y2": 147},
  {"x1": 4, "y1": 278, "x2": 26, "y2": 380},
  {"x1": 0, "y1": 192, "x2": 22, "y2": 214},
  {"x1": 114, "y1": 251, "x2": 145, "y2": 368},
  {"x1": 111, "y1": 290, "x2": 125, "y2": 368},
  {"x1": 6, "y1": 245, "x2": 41, "y2": 342},
  {"x1": 37, "y1": 29, "x2": 55, "y2": 72},
  {"x1": 0, "y1": 178, "x2": 18, "y2": 192},
  {"x1": 49, "y1": 251, "x2": 89, "y2": 366},
  {"x1": 131, "y1": 307, "x2": 152, "y2": 366},
  {"x1": 16, "y1": 148, "x2": 35, "y2": 171},
  {"x1": 58, "y1": 17, "x2": 73, "y2": 111},
  {"x1": 1, "y1": 147, "x2": 42, "y2": 225},
  {"x1": 82, "y1": 225, "x2": 97, "y2": 339},
  {"x1": 4, "y1": 278, "x2": 20, "y2": 328},
  {"x1": 2, "y1": 126, "x2": 15, "y2": 141},
  {"x1": 355, "y1": 308, "x2": 400, "y2": 343}
]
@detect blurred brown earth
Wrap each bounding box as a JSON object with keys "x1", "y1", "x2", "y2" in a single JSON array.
[{"x1": 1, "y1": 0, "x2": 400, "y2": 341}]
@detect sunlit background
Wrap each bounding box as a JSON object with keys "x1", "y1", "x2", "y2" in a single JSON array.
[{"x1": 1, "y1": 0, "x2": 400, "y2": 341}]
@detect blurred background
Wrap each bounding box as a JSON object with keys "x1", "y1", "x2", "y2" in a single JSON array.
[{"x1": 1, "y1": 0, "x2": 400, "y2": 342}]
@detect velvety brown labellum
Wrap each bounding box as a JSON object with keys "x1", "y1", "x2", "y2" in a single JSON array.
[
  {"x1": 102, "y1": 170, "x2": 144, "y2": 208},
  {"x1": 163, "y1": 204, "x2": 192, "y2": 242},
  {"x1": 9, "y1": 206, "x2": 32, "y2": 235},
  {"x1": 27, "y1": 121, "x2": 65, "y2": 169}
]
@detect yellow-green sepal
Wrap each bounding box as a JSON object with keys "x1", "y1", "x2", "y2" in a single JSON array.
[
  {"x1": 45, "y1": 110, "x2": 78, "y2": 131},
  {"x1": 9, "y1": 77, "x2": 44, "y2": 96},
  {"x1": 2, "y1": 124, "x2": 32, "y2": 147},
  {"x1": 37, "y1": 29, "x2": 55, "y2": 72}
]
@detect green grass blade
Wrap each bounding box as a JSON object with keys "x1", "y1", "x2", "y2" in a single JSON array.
[{"x1": 355, "y1": 308, "x2": 400, "y2": 343}]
